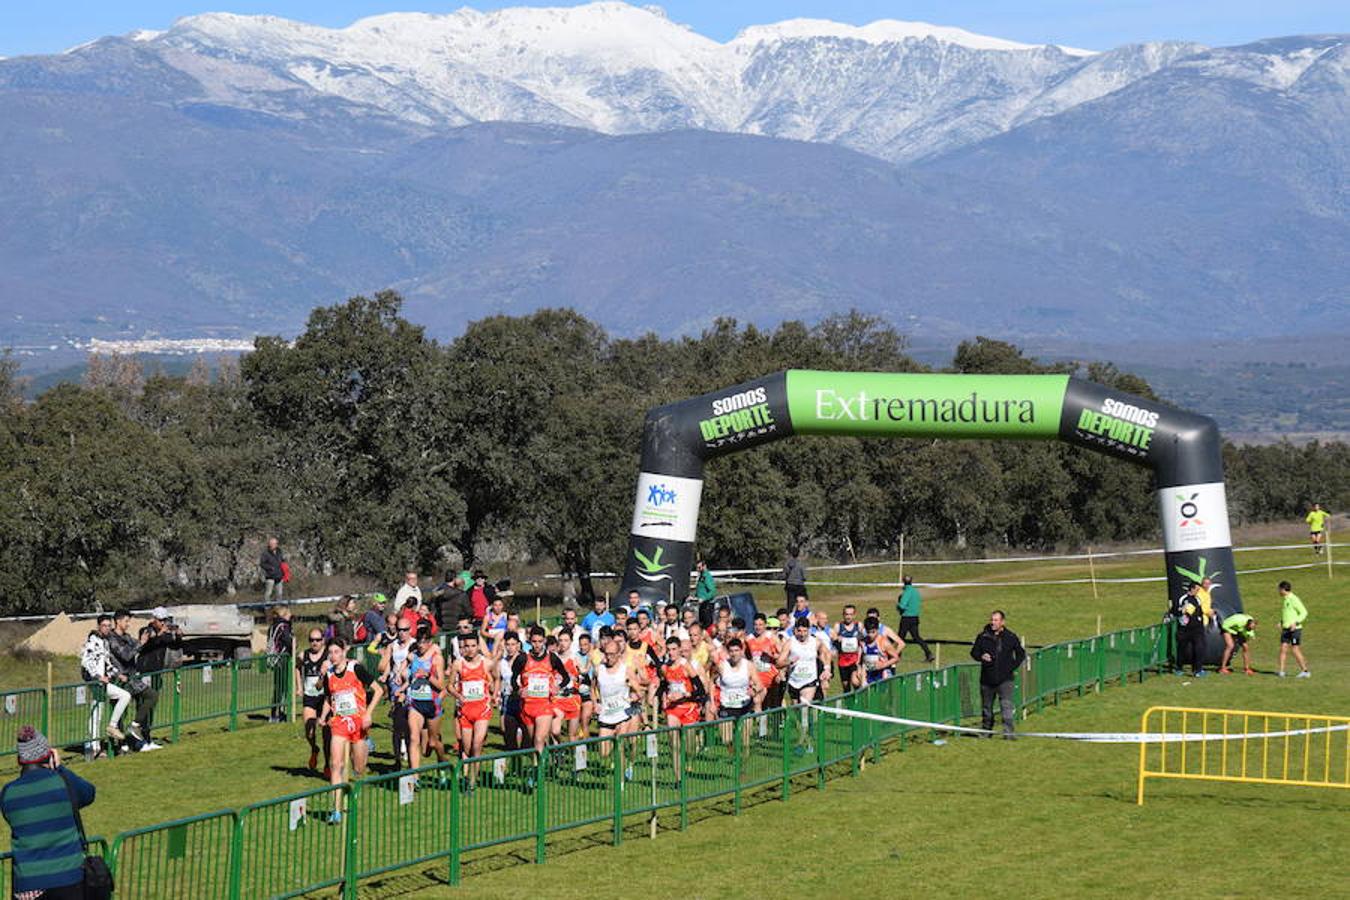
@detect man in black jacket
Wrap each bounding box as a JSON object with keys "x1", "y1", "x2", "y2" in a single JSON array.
[
  {"x1": 260, "y1": 537, "x2": 285, "y2": 602},
  {"x1": 970, "y1": 610, "x2": 1026, "y2": 739},
  {"x1": 110, "y1": 610, "x2": 161, "y2": 750}
]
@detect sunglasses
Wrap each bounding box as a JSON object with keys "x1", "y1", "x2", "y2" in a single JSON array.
[
  {"x1": 397, "y1": 627, "x2": 411, "y2": 633},
  {"x1": 309, "y1": 637, "x2": 324, "y2": 642}
]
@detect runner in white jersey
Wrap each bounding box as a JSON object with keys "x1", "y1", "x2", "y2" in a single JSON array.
[
  {"x1": 495, "y1": 632, "x2": 525, "y2": 751},
  {"x1": 594, "y1": 637, "x2": 645, "y2": 746},
  {"x1": 378, "y1": 618, "x2": 416, "y2": 768},
  {"x1": 776, "y1": 616, "x2": 831, "y2": 754},
  {"x1": 715, "y1": 637, "x2": 765, "y2": 754}
]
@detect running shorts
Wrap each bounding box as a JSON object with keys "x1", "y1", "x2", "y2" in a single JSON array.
[
  {"x1": 1281, "y1": 628, "x2": 1303, "y2": 646},
  {"x1": 329, "y1": 714, "x2": 368, "y2": 742},
  {"x1": 787, "y1": 681, "x2": 819, "y2": 701},
  {"x1": 520, "y1": 699, "x2": 554, "y2": 730},
  {"x1": 302, "y1": 695, "x2": 325, "y2": 713},
  {"x1": 665, "y1": 701, "x2": 701, "y2": 726},
  {"x1": 554, "y1": 695, "x2": 581, "y2": 721},
  {"x1": 718, "y1": 703, "x2": 754, "y2": 720},
  {"x1": 410, "y1": 697, "x2": 441, "y2": 720}
]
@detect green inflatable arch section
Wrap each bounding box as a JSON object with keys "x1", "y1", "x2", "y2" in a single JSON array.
[{"x1": 621, "y1": 370, "x2": 1239, "y2": 656}]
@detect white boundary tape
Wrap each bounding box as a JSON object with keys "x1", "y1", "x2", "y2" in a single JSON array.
[
  {"x1": 720, "y1": 560, "x2": 1346, "y2": 590},
  {"x1": 809, "y1": 704, "x2": 1350, "y2": 743}
]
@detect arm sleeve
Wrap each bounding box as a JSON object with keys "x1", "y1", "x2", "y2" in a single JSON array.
[
  {"x1": 550, "y1": 654, "x2": 571, "y2": 690},
  {"x1": 510, "y1": 653, "x2": 527, "y2": 687},
  {"x1": 969, "y1": 638, "x2": 983, "y2": 663}
]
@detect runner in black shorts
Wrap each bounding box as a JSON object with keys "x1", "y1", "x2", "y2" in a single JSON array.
[{"x1": 294, "y1": 630, "x2": 329, "y2": 773}]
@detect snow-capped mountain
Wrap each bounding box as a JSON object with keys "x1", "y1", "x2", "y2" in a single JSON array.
[
  {"x1": 45, "y1": 1, "x2": 1199, "y2": 162},
  {"x1": 0, "y1": 4, "x2": 1345, "y2": 348}
]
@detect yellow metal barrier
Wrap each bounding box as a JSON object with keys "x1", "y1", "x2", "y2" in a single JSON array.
[{"x1": 1137, "y1": 705, "x2": 1350, "y2": 805}]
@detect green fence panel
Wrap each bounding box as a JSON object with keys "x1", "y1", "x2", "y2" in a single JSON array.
[
  {"x1": 236, "y1": 784, "x2": 348, "y2": 899},
  {"x1": 233, "y1": 654, "x2": 292, "y2": 724},
  {"x1": 110, "y1": 811, "x2": 237, "y2": 899},
  {"x1": 543, "y1": 734, "x2": 624, "y2": 834},
  {"x1": 621, "y1": 723, "x2": 682, "y2": 818},
  {"x1": 173, "y1": 660, "x2": 236, "y2": 731},
  {"x1": 457, "y1": 746, "x2": 538, "y2": 853},
  {"x1": 47, "y1": 681, "x2": 106, "y2": 754},
  {"x1": 351, "y1": 759, "x2": 458, "y2": 887},
  {"x1": 0, "y1": 688, "x2": 47, "y2": 757},
  {"x1": 737, "y1": 707, "x2": 788, "y2": 793}
]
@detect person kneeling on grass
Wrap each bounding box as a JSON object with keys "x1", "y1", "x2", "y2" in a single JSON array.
[{"x1": 1218, "y1": 613, "x2": 1257, "y2": 676}]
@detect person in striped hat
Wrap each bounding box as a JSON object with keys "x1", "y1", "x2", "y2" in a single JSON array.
[{"x1": 1, "y1": 726, "x2": 97, "y2": 899}]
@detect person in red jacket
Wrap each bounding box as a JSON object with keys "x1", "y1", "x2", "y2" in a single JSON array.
[{"x1": 468, "y1": 571, "x2": 497, "y2": 624}]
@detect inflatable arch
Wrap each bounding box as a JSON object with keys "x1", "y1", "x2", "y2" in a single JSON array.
[{"x1": 620, "y1": 371, "x2": 1241, "y2": 635}]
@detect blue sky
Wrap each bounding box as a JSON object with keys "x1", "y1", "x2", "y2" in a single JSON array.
[{"x1": 2, "y1": 1, "x2": 1344, "y2": 58}]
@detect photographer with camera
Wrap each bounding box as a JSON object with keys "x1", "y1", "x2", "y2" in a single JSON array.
[{"x1": 109, "y1": 611, "x2": 161, "y2": 751}]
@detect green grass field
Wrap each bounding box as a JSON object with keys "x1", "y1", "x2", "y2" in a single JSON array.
[{"x1": 2, "y1": 522, "x2": 1346, "y2": 897}]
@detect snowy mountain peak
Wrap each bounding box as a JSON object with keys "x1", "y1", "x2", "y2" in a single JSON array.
[
  {"x1": 49, "y1": 2, "x2": 1248, "y2": 161},
  {"x1": 731, "y1": 17, "x2": 1049, "y2": 53}
]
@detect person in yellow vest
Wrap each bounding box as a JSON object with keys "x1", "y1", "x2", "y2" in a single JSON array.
[
  {"x1": 1195, "y1": 577, "x2": 1217, "y2": 626},
  {"x1": 1305, "y1": 503, "x2": 1329, "y2": 556},
  {"x1": 1276, "y1": 581, "x2": 1310, "y2": 678}
]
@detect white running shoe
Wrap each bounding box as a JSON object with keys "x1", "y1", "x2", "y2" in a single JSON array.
[
  {"x1": 1296, "y1": 670, "x2": 1311, "y2": 679},
  {"x1": 139, "y1": 741, "x2": 164, "y2": 752}
]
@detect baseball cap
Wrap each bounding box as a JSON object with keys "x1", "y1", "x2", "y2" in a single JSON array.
[
  {"x1": 766, "y1": 616, "x2": 781, "y2": 628},
  {"x1": 152, "y1": 606, "x2": 170, "y2": 620}
]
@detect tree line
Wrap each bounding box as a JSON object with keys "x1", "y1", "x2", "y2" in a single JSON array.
[{"x1": 0, "y1": 292, "x2": 1344, "y2": 615}]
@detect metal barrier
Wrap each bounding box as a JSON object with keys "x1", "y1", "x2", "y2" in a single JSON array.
[
  {"x1": 4, "y1": 655, "x2": 294, "y2": 758},
  {"x1": 6, "y1": 623, "x2": 1173, "y2": 897},
  {"x1": 1137, "y1": 706, "x2": 1350, "y2": 805}
]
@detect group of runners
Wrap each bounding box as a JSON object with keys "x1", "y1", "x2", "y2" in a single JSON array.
[{"x1": 292, "y1": 591, "x2": 909, "y2": 813}]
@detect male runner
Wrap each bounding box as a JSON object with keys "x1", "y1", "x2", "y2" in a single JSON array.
[
  {"x1": 378, "y1": 618, "x2": 416, "y2": 768},
  {"x1": 777, "y1": 616, "x2": 832, "y2": 706},
  {"x1": 496, "y1": 632, "x2": 526, "y2": 752},
  {"x1": 833, "y1": 605, "x2": 864, "y2": 690},
  {"x1": 745, "y1": 614, "x2": 782, "y2": 709},
  {"x1": 658, "y1": 637, "x2": 707, "y2": 728},
  {"x1": 319, "y1": 639, "x2": 384, "y2": 822},
  {"x1": 406, "y1": 622, "x2": 448, "y2": 781},
  {"x1": 574, "y1": 631, "x2": 599, "y2": 737},
  {"x1": 550, "y1": 631, "x2": 583, "y2": 744},
  {"x1": 512, "y1": 626, "x2": 571, "y2": 758},
  {"x1": 1218, "y1": 613, "x2": 1257, "y2": 675},
  {"x1": 295, "y1": 629, "x2": 330, "y2": 773},
  {"x1": 860, "y1": 617, "x2": 899, "y2": 685},
  {"x1": 1277, "y1": 580, "x2": 1311, "y2": 678},
  {"x1": 715, "y1": 637, "x2": 765, "y2": 752},
  {"x1": 450, "y1": 631, "x2": 496, "y2": 789},
  {"x1": 1306, "y1": 503, "x2": 1329, "y2": 555}
]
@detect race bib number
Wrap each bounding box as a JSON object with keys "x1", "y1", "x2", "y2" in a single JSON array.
[
  {"x1": 840, "y1": 637, "x2": 859, "y2": 654},
  {"x1": 721, "y1": 687, "x2": 749, "y2": 708},
  {"x1": 864, "y1": 654, "x2": 880, "y2": 671},
  {"x1": 792, "y1": 659, "x2": 816, "y2": 682},
  {"x1": 602, "y1": 694, "x2": 627, "y2": 713},
  {"x1": 461, "y1": 680, "x2": 485, "y2": 701},
  {"x1": 525, "y1": 674, "x2": 550, "y2": 699},
  {"x1": 303, "y1": 675, "x2": 321, "y2": 697},
  {"x1": 754, "y1": 658, "x2": 772, "y2": 673},
  {"x1": 667, "y1": 681, "x2": 687, "y2": 700},
  {"x1": 333, "y1": 689, "x2": 359, "y2": 716},
  {"x1": 409, "y1": 679, "x2": 433, "y2": 701}
]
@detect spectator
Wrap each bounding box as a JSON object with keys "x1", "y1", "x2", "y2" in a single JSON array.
[
  {"x1": 896, "y1": 575, "x2": 934, "y2": 663},
  {"x1": 970, "y1": 610, "x2": 1025, "y2": 739},
  {"x1": 362, "y1": 594, "x2": 389, "y2": 641},
  {"x1": 1277, "y1": 581, "x2": 1310, "y2": 678},
  {"x1": 108, "y1": 610, "x2": 161, "y2": 751},
  {"x1": 1218, "y1": 613, "x2": 1257, "y2": 676},
  {"x1": 79, "y1": 615, "x2": 131, "y2": 758},
  {"x1": 137, "y1": 607, "x2": 183, "y2": 674},
  {"x1": 468, "y1": 571, "x2": 497, "y2": 623},
  {"x1": 434, "y1": 574, "x2": 471, "y2": 629},
  {"x1": 267, "y1": 606, "x2": 294, "y2": 722},
  {"x1": 1, "y1": 727, "x2": 97, "y2": 900},
  {"x1": 327, "y1": 597, "x2": 358, "y2": 645},
  {"x1": 1170, "y1": 582, "x2": 1208, "y2": 677},
  {"x1": 580, "y1": 595, "x2": 615, "y2": 643},
  {"x1": 694, "y1": 560, "x2": 717, "y2": 602},
  {"x1": 260, "y1": 537, "x2": 286, "y2": 602},
  {"x1": 394, "y1": 571, "x2": 422, "y2": 609},
  {"x1": 783, "y1": 546, "x2": 807, "y2": 604}
]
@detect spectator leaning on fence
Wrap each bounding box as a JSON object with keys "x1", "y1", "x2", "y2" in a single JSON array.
[
  {"x1": 260, "y1": 537, "x2": 286, "y2": 602},
  {"x1": 80, "y1": 615, "x2": 131, "y2": 757},
  {"x1": 136, "y1": 608, "x2": 182, "y2": 673},
  {"x1": 1, "y1": 727, "x2": 97, "y2": 900},
  {"x1": 108, "y1": 611, "x2": 161, "y2": 751}
]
